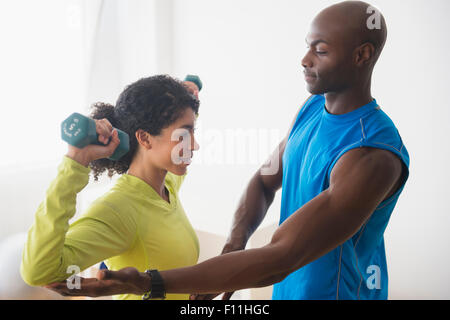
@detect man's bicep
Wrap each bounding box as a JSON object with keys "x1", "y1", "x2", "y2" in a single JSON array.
[{"x1": 329, "y1": 147, "x2": 403, "y2": 214}]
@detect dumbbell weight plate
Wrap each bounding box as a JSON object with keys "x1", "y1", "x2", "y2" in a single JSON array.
[{"x1": 61, "y1": 112, "x2": 129, "y2": 161}]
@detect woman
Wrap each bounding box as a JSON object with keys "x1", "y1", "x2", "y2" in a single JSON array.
[{"x1": 20, "y1": 75, "x2": 201, "y2": 300}]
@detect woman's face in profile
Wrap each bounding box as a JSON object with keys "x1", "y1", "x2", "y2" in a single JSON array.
[{"x1": 150, "y1": 107, "x2": 199, "y2": 176}]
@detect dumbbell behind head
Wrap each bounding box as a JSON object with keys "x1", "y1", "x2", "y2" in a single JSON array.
[
  {"x1": 61, "y1": 112, "x2": 129, "y2": 161},
  {"x1": 184, "y1": 75, "x2": 203, "y2": 91}
]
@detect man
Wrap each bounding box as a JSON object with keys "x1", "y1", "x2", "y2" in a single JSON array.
[{"x1": 47, "y1": 1, "x2": 409, "y2": 300}]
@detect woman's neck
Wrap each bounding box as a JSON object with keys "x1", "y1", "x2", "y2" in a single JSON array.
[{"x1": 127, "y1": 161, "x2": 168, "y2": 201}]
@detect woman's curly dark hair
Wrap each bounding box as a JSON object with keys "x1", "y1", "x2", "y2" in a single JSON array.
[{"x1": 88, "y1": 74, "x2": 199, "y2": 181}]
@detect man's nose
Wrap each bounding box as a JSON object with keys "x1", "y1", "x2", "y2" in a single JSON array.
[{"x1": 301, "y1": 51, "x2": 313, "y2": 69}]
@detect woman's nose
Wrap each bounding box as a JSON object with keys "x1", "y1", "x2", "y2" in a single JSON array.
[{"x1": 192, "y1": 138, "x2": 200, "y2": 151}]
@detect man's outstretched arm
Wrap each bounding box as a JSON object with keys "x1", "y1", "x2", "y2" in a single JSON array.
[
  {"x1": 46, "y1": 147, "x2": 403, "y2": 297},
  {"x1": 159, "y1": 147, "x2": 403, "y2": 294}
]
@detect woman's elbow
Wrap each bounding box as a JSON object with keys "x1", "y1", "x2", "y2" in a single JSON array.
[
  {"x1": 20, "y1": 260, "x2": 64, "y2": 287},
  {"x1": 20, "y1": 263, "x2": 43, "y2": 287}
]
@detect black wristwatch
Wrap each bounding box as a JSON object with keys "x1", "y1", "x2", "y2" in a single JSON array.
[{"x1": 142, "y1": 269, "x2": 166, "y2": 300}]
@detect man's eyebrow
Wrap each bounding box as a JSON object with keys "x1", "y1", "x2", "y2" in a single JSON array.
[{"x1": 305, "y1": 38, "x2": 329, "y2": 46}]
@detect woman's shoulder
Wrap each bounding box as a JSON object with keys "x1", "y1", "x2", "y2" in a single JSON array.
[
  {"x1": 94, "y1": 190, "x2": 129, "y2": 211},
  {"x1": 81, "y1": 187, "x2": 138, "y2": 225}
]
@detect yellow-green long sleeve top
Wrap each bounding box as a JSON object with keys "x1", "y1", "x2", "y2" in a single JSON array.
[{"x1": 20, "y1": 156, "x2": 200, "y2": 300}]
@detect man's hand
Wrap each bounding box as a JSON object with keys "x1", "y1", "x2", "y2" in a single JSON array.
[{"x1": 44, "y1": 267, "x2": 150, "y2": 298}]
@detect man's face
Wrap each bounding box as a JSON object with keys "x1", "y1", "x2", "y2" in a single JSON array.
[{"x1": 301, "y1": 18, "x2": 356, "y2": 95}]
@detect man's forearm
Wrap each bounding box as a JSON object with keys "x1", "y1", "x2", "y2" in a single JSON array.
[
  {"x1": 160, "y1": 242, "x2": 286, "y2": 295},
  {"x1": 225, "y1": 169, "x2": 276, "y2": 248}
]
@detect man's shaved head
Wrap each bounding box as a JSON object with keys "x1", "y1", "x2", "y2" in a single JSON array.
[
  {"x1": 302, "y1": 1, "x2": 387, "y2": 95},
  {"x1": 314, "y1": 1, "x2": 387, "y2": 61}
]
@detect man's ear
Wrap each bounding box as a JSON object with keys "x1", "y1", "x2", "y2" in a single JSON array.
[
  {"x1": 355, "y1": 42, "x2": 375, "y2": 67},
  {"x1": 135, "y1": 129, "x2": 152, "y2": 150}
]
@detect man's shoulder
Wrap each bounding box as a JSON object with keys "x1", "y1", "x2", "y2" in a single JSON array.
[{"x1": 306, "y1": 94, "x2": 325, "y2": 109}]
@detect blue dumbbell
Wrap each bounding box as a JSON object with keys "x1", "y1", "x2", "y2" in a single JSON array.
[
  {"x1": 61, "y1": 112, "x2": 129, "y2": 161},
  {"x1": 184, "y1": 75, "x2": 203, "y2": 91}
]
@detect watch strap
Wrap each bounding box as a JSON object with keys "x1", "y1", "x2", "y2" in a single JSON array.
[{"x1": 142, "y1": 269, "x2": 166, "y2": 300}]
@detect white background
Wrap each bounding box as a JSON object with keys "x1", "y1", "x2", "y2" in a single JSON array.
[{"x1": 0, "y1": 0, "x2": 449, "y2": 299}]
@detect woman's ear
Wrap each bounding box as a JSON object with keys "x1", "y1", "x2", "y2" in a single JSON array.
[{"x1": 135, "y1": 130, "x2": 152, "y2": 150}]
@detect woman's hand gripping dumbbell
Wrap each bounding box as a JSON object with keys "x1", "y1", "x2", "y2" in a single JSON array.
[{"x1": 65, "y1": 118, "x2": 121, "y2": 167}]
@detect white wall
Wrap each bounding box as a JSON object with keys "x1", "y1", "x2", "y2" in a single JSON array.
[
  {"x1": 0, "y1": 0, "x2": 85, "y2": 238},
  {"x1": 372, "y1": 0, "x2": 450, "y2": 299},
  {"x1": 0, "y1": 0, "x2": 449, "y2": 299}
]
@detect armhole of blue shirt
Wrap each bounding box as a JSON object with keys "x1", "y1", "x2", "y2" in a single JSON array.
[{"x1": 326, "y1": 140, "x2": 410, "y2": 209}]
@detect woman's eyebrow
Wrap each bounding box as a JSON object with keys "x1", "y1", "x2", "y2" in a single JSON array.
[{"x1": 179, "y1": 124, "x2": 195, "y2": 130}]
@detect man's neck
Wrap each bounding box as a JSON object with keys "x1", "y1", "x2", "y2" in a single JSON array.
[{"x1": 324, "y1": 86, "x2": 373, "y2": 116}]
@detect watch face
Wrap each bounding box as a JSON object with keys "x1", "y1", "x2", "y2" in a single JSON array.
[{"x1": 142, "y1": 291, "x2": 152, "y2": 300}]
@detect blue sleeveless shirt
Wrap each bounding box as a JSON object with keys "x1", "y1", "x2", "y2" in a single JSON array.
[{"x1": 272, "y1": 95, "x2": 410, "y2": 300}]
